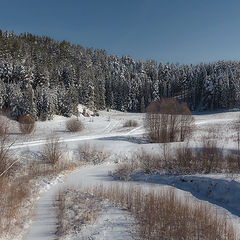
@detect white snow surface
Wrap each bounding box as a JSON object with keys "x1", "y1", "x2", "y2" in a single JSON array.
[
  {"x1": 69, "y1": 203, "x2": 135, "y2": 240},
  {"x1": 7, "y1": 109, "x2": 240, "y2": 239}
]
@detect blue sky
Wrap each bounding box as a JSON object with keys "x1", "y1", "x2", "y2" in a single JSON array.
[{"x1": 0, "y1": 0, "x2": 240, "y2": 64}]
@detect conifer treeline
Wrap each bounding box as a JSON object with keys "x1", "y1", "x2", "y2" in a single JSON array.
[{"x1": 0, "y1": 30, "x2": 239, "y2": 120}]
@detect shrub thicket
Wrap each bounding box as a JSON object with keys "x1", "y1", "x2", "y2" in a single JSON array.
[
  {"x1": 66, "y1": 118, "x2": 83, "y2": 132},
  {"x1": 123, "y1": 120, "x2": 138, "y2": 127},
  {"x1": 18, "y1": 114, "x2": 35, "y2": 134},
  {"x1": 145, "y1": 99, "x2": 195, "y2": 143}
]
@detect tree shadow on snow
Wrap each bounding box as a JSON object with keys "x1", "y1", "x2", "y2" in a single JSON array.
[{"x1": 97, "y1": 135, "x2": 148, "y2": 144}]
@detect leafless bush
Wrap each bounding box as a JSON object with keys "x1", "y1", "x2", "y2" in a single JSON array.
[
  {"x1": 41, "y1": 134, "x2": 64, "y2": 165},
  {"x1": 0, "y1": 176, "x2": 31, "y2": 236},
  {"x1": 115, "y1": 134, "x2": 239, "y2": 176},
  {"x1": 113, "y1": 162, "x2": 139, "y2": 180},
  {"x1": 196, "y1": 128, "x2": 223, "y2": 173},
  {"x1": 0, "y1": 114, "x2": 9, "y2": 137},
  {"x1": 18, "y1": 114, "x2": 35, "y2": 134},
  {"x1": 77, "y1": 143, "x2": 109, "y2": 164},
  {"x1": 85, "y1": 184, "x2": 236, "y2": 240},
  {"x1": 66, "y1": 118, "x2": 83, "y2": 132},
  {"x1": 0, "y1": 138, "x2": 31, "y2": 238},
  {"x1": 0, "y1": 127, "x2": 27, "y2": 237},
  {"x1": 232, "y1": 114, "x2": 240, "y2": 160},
  {"x1": 145, "y1": 99, "x2": 195, "y2": 143},
  {"x1": 135, "y1": 149, "x2": 162, "y2": 173},
  {"x1": 0, "y1": 129, "x2": 18, "y2": 178},
  {"x1": 0, "y1": 133, "x2": 76, "y2": 238},
  {"x1": 123, "y1": 120, "x2": 138, "y2": 127}
]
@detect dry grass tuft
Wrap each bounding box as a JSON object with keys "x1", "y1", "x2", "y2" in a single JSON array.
[
  {"x1": 115, "y1": 141, "x2": 240, "y2": 177},
  {"x1": 85, "y1": 184, "x2": 236, "y2": 240}
]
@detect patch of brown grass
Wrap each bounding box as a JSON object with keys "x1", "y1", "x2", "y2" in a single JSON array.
[
  {"x1": 54, "y1": 187, "x2": 102, "y2": 238},
  {"x1": 0, "y1": 133, "x2": 76, "y2": 239},
  {"x1": 115, "y1": 140, "x2": 240, "y2": 176},
  {"x1": 86, "y1": 184, "x2": 236, "y2": 240}
]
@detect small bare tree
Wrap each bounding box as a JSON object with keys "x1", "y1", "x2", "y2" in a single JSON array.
[
  {"x1": 179, "y1": 102, "x2": 195, "y2": 141},
  {"x1": 145, "y1": 99, "x2": 195, "y2": 143}
]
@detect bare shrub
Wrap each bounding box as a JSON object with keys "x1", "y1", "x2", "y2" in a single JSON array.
[
  {"x1": 233, "y1": 114, "x2": 240, "y2": 160},
  {"x1": 0, "y1": 133, "x2": 31, "y2": 237},
  {"x1": 66, "y1": 118, "x2": 83, "y2": 132},
  {"x1": 0, "y1": 130, "x2": 18, "y2": 178},
  {"x1": 0, "y1": 134, "x2": 76, "y2": 238},
  {"x1": 145, "y1": 99, "x2": 195, "y2": 143},
  {"x1": 77, "y1": 143, "x2": 109, "y2": 164},
  {"x1": 123, "y1": 120, "x2": 138, "y2": 127},
  {"x1": 113, "y1": 162, "x2": 139, "y2": 180},
  {"x1": 196, "y1": 128, "x2": 223, "y2": 173},
  {"x1": 85, "y1": 184, "x2": 236, "y2": 240},
  {"x1": 18, "y1": 114, "x2": 35, "y2": 134},
  {"x1": 0, "y1": 176, "x2": 31, "y2": 236},
  {"x1": 115, "y1": 131, "x2": 237, "y2": 175},
  {"x1": 0, "y1": 114, "x2": 9, "y2": 137},
  {"x1": 135, "y1": 149, "x2": 162, "y2": 173},
  {"x1": 41, "y1": 134, "x2": 64, "y2": 165}
]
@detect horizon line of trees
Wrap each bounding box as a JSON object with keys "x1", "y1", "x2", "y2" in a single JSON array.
[{"x1": 0, "y1": 29, "x2": 240, "y2": 120}]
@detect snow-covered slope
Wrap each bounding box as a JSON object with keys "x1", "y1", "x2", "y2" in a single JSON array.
[{"x1": 9, "y1": 110, "x2": 240, "y2": 239}]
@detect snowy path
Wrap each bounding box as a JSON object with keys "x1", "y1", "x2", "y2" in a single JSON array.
[
  {"x1": 79, "y1": 206, "x2": 134, "y2": 240},
  {"x1": 12, "y1": 127, "x2": 145, "y2": 150},
  {"x1": 25, "y1": 164, "x2": 133, "y2": 240},
  {"x1": 23, "y1": 111, "x2": 240, "y2": 239},
  {"x1": 25, "y1": 163, "x2": 240, "y2": 239}
]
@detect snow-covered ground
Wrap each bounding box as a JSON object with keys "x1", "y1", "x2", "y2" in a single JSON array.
[{"x1": 5, "y1": 108, "x2": 240, "y2": 239}]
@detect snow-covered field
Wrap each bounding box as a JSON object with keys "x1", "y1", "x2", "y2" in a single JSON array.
[{"x1": 3, "y1": 108, "x2": 240, "y2": 239}]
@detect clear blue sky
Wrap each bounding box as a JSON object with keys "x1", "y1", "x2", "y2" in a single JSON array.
[{"x1": 0, "y1": 0, "x2": 240, "y2": 64}]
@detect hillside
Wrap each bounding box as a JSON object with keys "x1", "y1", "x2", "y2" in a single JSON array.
[{"x1": 0, "y1": 30, "x2": 240, "y2": 120}]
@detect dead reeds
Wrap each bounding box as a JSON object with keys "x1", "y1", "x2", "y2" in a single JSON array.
[{"x1": 83, "y1": 184, "x2": 236, "y2": 240}]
